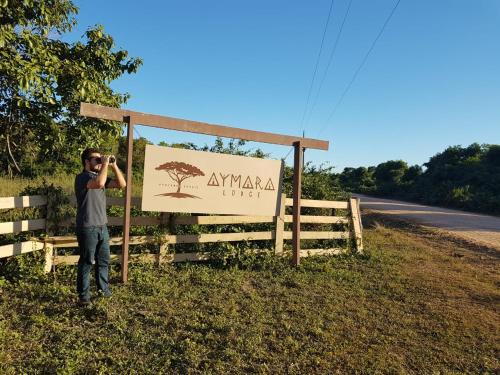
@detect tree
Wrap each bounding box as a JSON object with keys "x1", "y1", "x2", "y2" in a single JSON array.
[
  {"x1": 374, "y1": 160, "x2": 408, "y2": 196},
  {"x1": 159, "y1": 137, "x2": 269, "y2": 159},
  {"x1": 115, "y1": 136, "x2": 152, "y2": 178},
  {"x1": 155, "y1": 161, "x2": 205, "y2": 198},
  {"x1": 0, "y1": 0, "x2": 142, "y2": 176},
  {"x1": 338, "y1": 166, "x2": 376, "y2": 193}
]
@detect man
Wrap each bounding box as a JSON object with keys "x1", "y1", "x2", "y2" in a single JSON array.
[{"x1": 75, "y1": 148, "x2": 126, "y2": 305}]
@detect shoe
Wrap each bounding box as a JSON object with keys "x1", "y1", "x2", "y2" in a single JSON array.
[
  {"x1": 78, "y1": 298, "x2": 91, "y2": 306},
  {"x1": 97, "y1": 290, "x2": 112, "y2": 298}
]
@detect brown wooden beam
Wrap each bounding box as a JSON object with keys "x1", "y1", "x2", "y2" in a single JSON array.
[
  {"x1": 292, "y1": 141, "x2": 303, "y2": 266},
  {"x1": 121, "y1": 116, "x2": 134, "y2": 283},
  {"x1": 80, "y1": 103, "x2": 329, "y2": 150}
]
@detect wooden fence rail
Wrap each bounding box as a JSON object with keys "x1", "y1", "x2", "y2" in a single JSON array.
[{"x1": 0, "y1": 194, "x2": 363, "y2": 272}]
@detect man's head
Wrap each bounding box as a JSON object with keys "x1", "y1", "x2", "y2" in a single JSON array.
[{"x1": 81, "y1": 148, "x2": 102, "y2": 173}]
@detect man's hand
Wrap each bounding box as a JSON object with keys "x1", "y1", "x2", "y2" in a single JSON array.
[
  {"x1": 87, "y1": 155, "x2": 110, "y2": 189},
  {"x1": 106, "y1": 156, "x2": 126, "y2": 189},
  {"x1": 101, "y1": 155, "x2": 112, "y2": 165}
]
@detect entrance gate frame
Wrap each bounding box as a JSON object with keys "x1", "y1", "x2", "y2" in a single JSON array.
[{"x1": 80, "y1": 102, "x2": 329, "y2": 283}]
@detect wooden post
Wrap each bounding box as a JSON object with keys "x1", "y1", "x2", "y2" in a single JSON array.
[
  {"x1": 274, "y1": 193, "x2": 286, "y2": 255},
  {"x1": 157, "y1": 212, "x2": 170, "y2": 265},
  {"x1": 349, "y1": 197, "x2": 363, "y2": 252},
  {"x1": 121, "y1": 116, "x2": 134, "y2": 283},
  {"x1": 292, "y1": 141, "x2": 303, "y2": 266},
  {"x1": 356, "y1": 197, "x2": 363, "y2": 231},
  {"x1": 43, "y1": 241, "x2": 53, "y2": 274},
  {"x1": 44, "y1": 197, "x2": 53, "y2": 274}
]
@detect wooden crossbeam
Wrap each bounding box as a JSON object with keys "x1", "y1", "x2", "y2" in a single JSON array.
[{"x1": 80, "y1": 103, "x2": 329, "y2": 150}]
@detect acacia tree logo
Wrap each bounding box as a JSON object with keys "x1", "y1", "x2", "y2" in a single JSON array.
[{"x1": 155, "y1": 161, "x2": 205, "y2": 199}]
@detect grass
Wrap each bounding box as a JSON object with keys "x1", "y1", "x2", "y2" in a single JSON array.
[
  {"x1": 0, "y1": 214, "x2": 498, "y2": 374},
  {"x1": 0, "y1": 174, "x2": 145, "y2": 197}
]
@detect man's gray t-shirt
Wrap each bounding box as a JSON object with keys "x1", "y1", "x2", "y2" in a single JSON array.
[{"x1": 75, "y1": 171, "x2": 111, "y2": 228}]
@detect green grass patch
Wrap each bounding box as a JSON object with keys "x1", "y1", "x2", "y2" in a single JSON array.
[{"x1": 0, "y1": 216, "x2": 498, "y2": 373}]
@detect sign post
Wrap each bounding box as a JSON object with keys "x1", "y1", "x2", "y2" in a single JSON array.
[
  {"x1": 121, "y1": 116, "x2": 134, "y2": 283},
  {"x1": 292, "y1": 141, "x2": 303, "y2": 266}
]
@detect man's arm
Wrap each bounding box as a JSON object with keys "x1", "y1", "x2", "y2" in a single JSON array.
[
  {"x1": 87, "y1": 156, "x2": 111, "y2": 189},
  {"x1": 106, "y1": 161, "x2": 127, "y2": 189}
]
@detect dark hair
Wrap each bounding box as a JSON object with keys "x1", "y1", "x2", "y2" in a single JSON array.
[{"x1": 81, "y1": 148, "x2": 101, "y2": 168}]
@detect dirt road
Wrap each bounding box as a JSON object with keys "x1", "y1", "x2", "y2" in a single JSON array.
[{"x1": 356, "y1": 194, "x2": 500, "y2": 250}]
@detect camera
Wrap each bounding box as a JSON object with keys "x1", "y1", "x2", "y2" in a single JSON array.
[{"x1": 95, "y1": 156, "x2": 115, "y2": 164}]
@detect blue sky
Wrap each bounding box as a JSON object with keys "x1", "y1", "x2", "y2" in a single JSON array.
[{"x1": 68, "y1": 0, "x2": 500, "y2": 171}]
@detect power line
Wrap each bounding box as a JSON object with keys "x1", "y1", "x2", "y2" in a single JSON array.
[
  {"x1": 318, "y1": 0, "x2": 402, "y2": 136},
  {"x1": 282, "y1": 146, "x2": 294, "y2": 162},
  {"x1": 281, "y1": 130, "x2": 306, "y2": 163},
  {"x1": 303, "y1": 0, "x2": 353, "y2": 129},
  {"x1": 133, "y1": 126, "x2": 143, "y2": 139},
  {"x1": 297, "y1": 0, "x2": 335, "y2": 134}
]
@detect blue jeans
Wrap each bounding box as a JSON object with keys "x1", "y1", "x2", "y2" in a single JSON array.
[{"x1": 76, "y1": 226, "x2": 111, "y2": 300}]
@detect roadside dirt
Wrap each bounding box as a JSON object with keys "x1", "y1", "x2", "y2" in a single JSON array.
[{"x1": 356, "y1": 194, "x2": 500, "y2": 252}]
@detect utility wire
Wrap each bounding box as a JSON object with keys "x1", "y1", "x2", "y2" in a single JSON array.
[
  {"x1": 133, "y1": 126, "x2": 143, "y2": 139},
  {"x1": 303, "y1": 0, "x2": 353, "y2": 129},
  {"x1": 286, "y1": 0, "x2": 334, "y2": 162},
  {"x1": 297, "y1": 0, "x2": 335, "y2": 134},
  {"x1": 318, "y1": 0, "x2": 402, "y2": 136},
  {"x1": 282, "y1": 146, "x2": 294, "y2": 162},
  {"x1": 281, "y1": 130, "x2": 306, "y2": 163}
]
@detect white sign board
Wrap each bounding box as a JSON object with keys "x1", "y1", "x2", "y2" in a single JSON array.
[{"x1": 141, "y1": 145, "x2": 284, "y2": 215}]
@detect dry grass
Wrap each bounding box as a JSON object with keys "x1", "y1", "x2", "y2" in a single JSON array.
[
  {"x1": 0, "y1": 174, "x2": 144, "y2": 197},
  {"x1": 0, "y1": 174, "x2": 75, "y2": 196}
]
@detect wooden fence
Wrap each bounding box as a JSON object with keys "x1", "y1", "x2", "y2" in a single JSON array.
[
  {"x1": 0, "y1": 195, "x2": 50, "y2": 271},
  {"x1": 0, "y1": 194, "x2": 363, "y2": 272}
]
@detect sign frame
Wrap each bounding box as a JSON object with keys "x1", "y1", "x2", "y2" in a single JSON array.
[{"x1": 80, "y1": 102, "x2": 329, "y2": 282}]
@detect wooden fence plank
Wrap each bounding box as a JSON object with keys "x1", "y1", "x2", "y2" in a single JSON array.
[
  {"x1": 63, "y1": 214, "x2": 349, "y2": 227},
  {"x1": 107, "y1": 196, "x2": 142, "y2": 208},
  {"x1": 166, "y1": 231, "x2": 275, "y2": 244},
  {"x1": 54, "y1": 252, "x2": 213, "y2": 265},
  {"x1": 285, "y1": 198, "x2": 348, "y2": 209},
  {"x1": 0, "y1": 219, "x2": 46, "y2": 234},
  {"x1": 50, "y1": 230, "x2": 353, "y2": 247},
  {"x1": 0, "y1": 241, "x2": 45, "y2": 258},
  {"x1": 284, "y1": 215, "x2": 349, "y2": 224},
  {"x1": 172, "y1": 215, "x2": 274, "y2": 225},
  {"x1": 60, "y1": 216, "x2": 161, "y2": 227},
  {"x1": 68, "y1": 196, "x2": 142, "y2": 208},
  {"x1": 283, "y1": 231, "x2": 351, "y2": 240},
  {"x1": 0, "y1": 195, "x2": 47, "y2": 209},
  {"x1": 54, "y1": 254, "x2": 151, "y2": 266},
  {"x1": 108, "y1": 216, "x2": 161, "y2": 226},
  {"x1": 48, "y1": 231, "x2": 275, "y2": 248},
  {"x1": 61, "y1": 215, "x2": 274, "y2": 227},
  {"x1": 49, "y1": 235, "x2": 152, "y2": 248}
]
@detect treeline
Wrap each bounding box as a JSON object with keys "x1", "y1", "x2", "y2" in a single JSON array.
[{"x1": 337, "y1": 143, "x2": 500, "y2": 215}]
